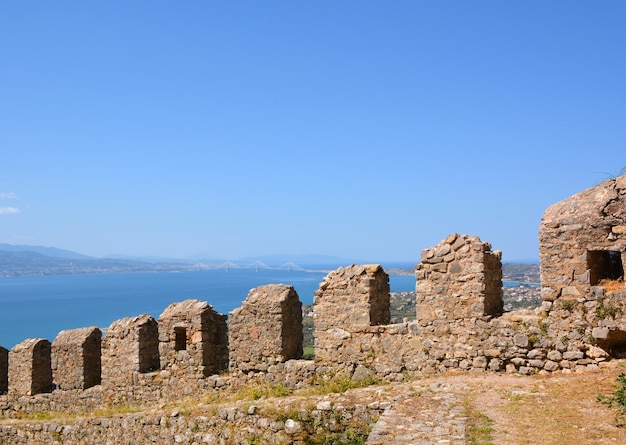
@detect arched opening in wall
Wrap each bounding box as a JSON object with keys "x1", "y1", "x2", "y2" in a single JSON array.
[
  {"x1": 588, "y1": 250, "x2": 624, "y2": 285},
  {"x1": 596, "y1": 329, "x2": 626, "y2": 358},
  {"x1": 174, "y1": 327, "x2": 187, "y2": 351}
]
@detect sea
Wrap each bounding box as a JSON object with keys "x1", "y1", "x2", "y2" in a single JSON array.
[{"x1": 0, "y1": 269, "x2": 418, "y2": 349}]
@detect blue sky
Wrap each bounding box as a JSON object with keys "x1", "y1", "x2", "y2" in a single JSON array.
[{"x1": 1, "y1": 1, "x2": 624, "y2": 263}]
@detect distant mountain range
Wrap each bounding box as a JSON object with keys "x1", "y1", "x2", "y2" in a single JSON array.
[
  {"x1": 0, "y1": 243, "x2": 94, "y2": 260},
  {"x1": 0, "y1": 243, "x2": 537, "y2": 278},
  {"x1": 0, "y1": 248, "x2": 190, "y2": 277},
  {"x1": 0, "y1": 244, "x2": 364, "y2": 277}
]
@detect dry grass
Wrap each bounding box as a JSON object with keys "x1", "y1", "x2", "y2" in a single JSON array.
[
  {"x1": 466, "y1": 362, "x2": 626, "y2": 444},
  {"x1": 599, "y1": 278, "x2": 626, "y2": 294}
]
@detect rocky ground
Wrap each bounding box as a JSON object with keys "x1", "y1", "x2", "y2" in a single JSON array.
[
  {"x1": 322, "y1": 361, "x2": 626, "y2": 444},
  {"x1": 5, "y1": 360, "x2": 626, "y2": 444}
]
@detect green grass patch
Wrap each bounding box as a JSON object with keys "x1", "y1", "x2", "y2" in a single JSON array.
[{"x1": 464, "y1": 396, "x2": 495, "y2": 445}]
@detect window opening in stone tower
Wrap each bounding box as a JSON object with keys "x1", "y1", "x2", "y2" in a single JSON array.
[
  {"x1": 597, "y1": 329, "x2": 626, "y2": 359},
  {"x1": 174, "y1": 327, "x2": 187, "y2": 351},
  {"x1": 587, "y1": 250, "x2": 624, "y2": 285}
]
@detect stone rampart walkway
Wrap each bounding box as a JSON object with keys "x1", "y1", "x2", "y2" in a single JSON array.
[{"x1": 367, "y1": 382, "x2": 467, "y2": 445}]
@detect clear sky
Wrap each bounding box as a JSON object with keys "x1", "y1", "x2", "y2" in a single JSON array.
[{"x1": 1, "y1": 2, "x2": 624, "y2": 263}]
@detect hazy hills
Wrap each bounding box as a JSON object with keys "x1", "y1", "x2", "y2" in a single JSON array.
[
  {"x1": 0, "y1": 249, "x2": 191, "y2": 277},
  {"x1": 0, "y1": 243, "x2": 538, "y2": 278},
  {"x1": 0, "y1": 244, "x2": 360, "y2": 276},
  {"x1": 0, "y1": 243, "x2": 93, "y2": 260}
]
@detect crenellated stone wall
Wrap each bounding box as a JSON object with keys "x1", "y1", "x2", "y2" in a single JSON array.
[
  {"x1": 415, "y1": 234, "x2": 503, "y2": 323},
  {"x1": 2, "y1": 174, "x2": 626, "y2": 437},
  {"x1": 313, "y1": 264, "x2": 389, "y2": 366},
  {"x1": 101, "y1": 314, "x2": 160, "y2": 388},
  {"x1": 229, "y1": 284, "x2": 303, "y2": 373},
  {"x1": 52, "y1": 326, "x2": 101, "y2": 390},
  {"x1": 158, "y1": 299, "x2": 228, "y2": 378},
  {"x1": 8, "y1": 338, "x2": 52, "y2": 396}
]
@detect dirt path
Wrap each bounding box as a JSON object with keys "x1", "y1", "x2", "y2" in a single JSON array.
[
  {"x1": 362, "y1": 361, "x2": 626, "y2": 444},
  {"x1": 452, "y1": 363, "x2": 626, "y2": 444}
]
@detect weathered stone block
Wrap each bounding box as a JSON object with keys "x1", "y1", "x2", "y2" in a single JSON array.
[
  {"x1": 592, "y1": 327, "x2": 610, "y2": 340},
  {"x1": 562, "y1": 350, "x2": 584, "y2": 360},
  {"x1": 547, "y1": 350, "x2": 562, "y2": 361},
  {"x1": 513, "y1": 334, "x2": 529, "y2": 348},
  {"x1": 544, "y1": 360, "x2": 559, "y2": 371}
]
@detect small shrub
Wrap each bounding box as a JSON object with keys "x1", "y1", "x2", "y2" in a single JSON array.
[
  {"x1": 274, "y1": 409, "x2": 301, "y2": 422},
  {"x1": 306, "y1": 372, "x2": 378, "y2": 395},
  {"x1": 235, "y1": 382, "x2": 292, "y2": 401},
  {"x1": 247, "y1": 434, "x2": 263, "y2": 445},
  {"x1": 596, "y1": 302, "x2": 621, "y2": 319},
  {"x1": 561, "y1": 300, "x2": 577, "y2": 312},
  {"x1": 597, "y1": 373, "x2": 626, "y2": 425}
]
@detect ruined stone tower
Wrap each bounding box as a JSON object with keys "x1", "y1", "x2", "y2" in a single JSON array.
[{"x1": 539, "y1": 173, "x2": 626, "y2": 355}]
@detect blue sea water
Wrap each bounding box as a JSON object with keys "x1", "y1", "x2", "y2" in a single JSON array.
[{"x1": 0, "y1": 269, "x2": 418, "y2": 349}]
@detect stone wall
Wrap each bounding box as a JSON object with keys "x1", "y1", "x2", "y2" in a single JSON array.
[
  {"x1": 0, "y1": 402, "x2": 379, "y2": 445},
  {"x1": 52, "y1": 326, "x2": 101, "y2": 390},
  {"x1": 8, "y1": 338, "x2": 52, "y2": 396},
  {"x1": 540, "y1": 174, "x2": 626, "y2": 302},
  {"x1": 158, "y1": 299, "x2": 228, "y2": 378},
  {"x1": 229, "y1": 284, "x2": 303, "y2": 373},
  {"x1": 101, "y1": 314, "x2": 160, "y2": 387},
  {"x1": 539, "y1": 174, "x2": 626, "y2": 356},
  {"x1": 314, "y1": 264, "x2": 389, "y2": 365},
  {"x1": 415, "y1": 234, "x2": 503, "y2": 323},
  {"x1": 3, "y1": 175, "x2": 626, "y2": 441}
]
